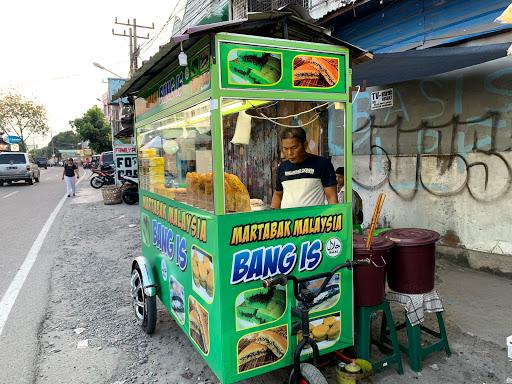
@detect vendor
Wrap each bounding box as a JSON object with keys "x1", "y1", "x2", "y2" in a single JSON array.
[
  {"x1": 271, "y1": 127, "x2": 338, "y2": 209},
  {"x1": 335, "y1": 167, "x2": 363, "y2": 225}
]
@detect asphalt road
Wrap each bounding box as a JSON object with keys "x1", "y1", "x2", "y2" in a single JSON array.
[{"x1": 0, "y1": 166, "x2": 84, "y2": 384}]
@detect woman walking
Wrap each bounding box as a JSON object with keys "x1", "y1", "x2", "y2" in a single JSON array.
[{"x1": 62, "y1": 158, "x2": 79, "y2": 197}]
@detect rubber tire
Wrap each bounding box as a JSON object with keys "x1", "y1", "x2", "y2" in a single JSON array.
[
  {"x1": 122, "y1": 191, "x2": 139, "y2": 205},
  {"x1": 90, "y1": 176, "x2": 103, "y2": 189},
  {"x1": 289, "y1": 363, "x2": 328, "y2": 384},
  {"x1": 142, "y1": 294, "x2": 157, "y2": 334},
  {"x1": 132, "y1": 268, "x2": 157, "y2": 334}
]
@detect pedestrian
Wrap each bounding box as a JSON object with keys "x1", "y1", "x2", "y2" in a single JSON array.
[
  {"x1": 62, "y1": 157, "x2": 79, "y2": 197},
  {"x1": 271, "y1": 127, "x2": 338, "y2": 209}
]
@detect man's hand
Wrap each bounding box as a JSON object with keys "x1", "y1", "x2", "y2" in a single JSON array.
[
  {"x1": 324, "y1": 185, "x2": 338, "y2": 205},
  {"x1": 271, "y1": 190, "x2": 283, "y2": 209}
]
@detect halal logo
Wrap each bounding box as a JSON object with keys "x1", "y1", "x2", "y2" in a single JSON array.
[{"x1": 326, "y1": 238, "x2": 342, "y2": 258}]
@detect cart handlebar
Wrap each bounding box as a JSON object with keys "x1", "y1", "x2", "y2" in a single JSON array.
[
  {"x1": 262, "y1": 258, "x2": 371, "y2": 290},
  {"x1": 263, "y1": 274, "x2": 288, "y2": 289}
]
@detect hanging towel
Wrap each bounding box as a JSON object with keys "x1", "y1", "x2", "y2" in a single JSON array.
[{"x1": 231, "y1": 110, "x2": 252, "y2": 145}]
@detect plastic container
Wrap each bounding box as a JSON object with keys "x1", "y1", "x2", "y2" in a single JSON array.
[
  {"x1": 382, "y1": 228, "x2": 440, "y2": 294},
  {"x1": 353, "y1": 235, "x2": 395, "y2": 307}
]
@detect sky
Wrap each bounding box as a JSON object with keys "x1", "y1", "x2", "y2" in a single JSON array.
[{"x1": 0, "y1": 0, "x2": 187, "y2": 148}]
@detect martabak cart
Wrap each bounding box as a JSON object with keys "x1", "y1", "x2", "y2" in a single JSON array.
[{"x1": 119, "y1": 12, "x2": 366, "y2": 384}]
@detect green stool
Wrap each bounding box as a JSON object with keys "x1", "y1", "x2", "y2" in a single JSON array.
[
  {"x1": 355, "y1": 300, "x2": 404, "y2": 374},
  {"x1": 381, "y1": 310, "x2": 451, "y2": 372}
]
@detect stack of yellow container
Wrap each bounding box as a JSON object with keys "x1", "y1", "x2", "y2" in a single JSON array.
[{"x1": 140, "y1": 148, "x2": 164, "y2": 193}]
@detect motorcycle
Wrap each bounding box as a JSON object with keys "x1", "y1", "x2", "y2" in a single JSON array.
[
  {"x1": 120, "y1": 175, "x2": 139, "y2": 205},
  {"x1": 89, "y1": 166, "x2": 115, "y2": 189}
]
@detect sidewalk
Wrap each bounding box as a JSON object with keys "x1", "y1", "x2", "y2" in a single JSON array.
[
  {"x1": 368, "y1": 259, "x2": 512, "y2": 384},
  {"x1": 34, "y1": 186, "x2": 512, "y2": 384}
]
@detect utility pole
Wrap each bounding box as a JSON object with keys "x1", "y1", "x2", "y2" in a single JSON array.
[{"x1": 112, "y1": 18, "x2": 154, "y2": 76}]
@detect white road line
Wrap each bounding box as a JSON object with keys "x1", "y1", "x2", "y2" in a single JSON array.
[
  {"x1": 0, "y1": 175, "x2": 85, "y2": 336},
  {"x1": 2, "y1": 191, "x2": 19, "y2": 199}
]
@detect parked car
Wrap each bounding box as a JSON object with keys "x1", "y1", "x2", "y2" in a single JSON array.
[
  {"x1": 0, "y1": 152, "x2": 40, "y2": 185},
  {"x1": 35, "y1": 157, "x2": 48, "y2": 169},
  {"x1": 100, "y1": 151, "x2": 114, "y2": 170}
]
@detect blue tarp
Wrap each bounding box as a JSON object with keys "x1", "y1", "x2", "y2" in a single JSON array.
[
  {"x1": 329, "y1": 0, "x2": 512, "y2": 53},
  {"x1": 352, "y1": 42, "x2": 511, "y2": 87}
]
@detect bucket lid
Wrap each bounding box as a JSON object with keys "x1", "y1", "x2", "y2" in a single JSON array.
[
  {"x1": 382, "y1": 228, "x2": 440, "y2": 246},
  {"x1": 353, "y1": 234, "x2": 394, "y2": 252}
]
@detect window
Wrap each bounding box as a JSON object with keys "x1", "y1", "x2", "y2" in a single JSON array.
[
  {"x1": 222, "y1": 99, "x2": 345, "y2": 212},
  {"x1": 137, "y1": 100, "x2": 213, "y2": 211},
  {"x1": 0, "y1": 153, "x2": 26, "y2": 164}
]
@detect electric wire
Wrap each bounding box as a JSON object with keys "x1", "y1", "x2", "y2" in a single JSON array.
[{"x1": 139, "y1": 1, "x2": 189, "y2": 56}]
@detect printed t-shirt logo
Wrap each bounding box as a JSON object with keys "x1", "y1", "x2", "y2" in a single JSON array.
[{"x1": 284, "y1": 168, "x2": 315, "y2": 176}]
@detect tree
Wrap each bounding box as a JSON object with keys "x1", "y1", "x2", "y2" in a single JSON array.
[
  {"x1": 50, "y1": 130, "x2": 80, "y2": 151},
  {"x1": 70, "y1": 106, "x2": 111, "y2": 154},
  {"x1": 30, "y1": 147, "x2": 51, "y2": 158},
  {"x1": 0, "y1": 91, "x2": 49, "y2": 151}
]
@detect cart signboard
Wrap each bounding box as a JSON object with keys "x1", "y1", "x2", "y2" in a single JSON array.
[
  {"x1": 135, "y1": 45, "x2": 211, "y2": 119},
  {"x1": 219, "y1": 42, "x2": 347, "y2": 94},
  {"x1": 141, "y1": 192, "x2": 352, "y2": 382}
]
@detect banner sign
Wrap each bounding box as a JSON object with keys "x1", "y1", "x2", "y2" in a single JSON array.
[
  {"x1": 135, "y1": 45, "x2": 211, "y2": 118},
  {"x1": 371, "y1": 88, "x2": 394, "y2": 110},
  {"x1": 108, "y1": 78, "x2": 129, "y2": 104},
  {"x1": 114, "y1": 144, "x2": 138, "y2": 181},
  {"x1": 219, "y1": 42, "x2": 347, "y2": 94},
  {"x1": 2, "y1": 134, "x2": 22, "y2": 144}
]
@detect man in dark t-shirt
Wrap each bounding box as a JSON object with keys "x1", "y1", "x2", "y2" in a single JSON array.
[{"x1": 271, "y1": 127, "x2": 338, "y2": 209}]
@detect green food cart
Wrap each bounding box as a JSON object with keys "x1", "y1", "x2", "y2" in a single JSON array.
[{"x1": 120, "y1": 13, "x2": 364, "y2": 384}]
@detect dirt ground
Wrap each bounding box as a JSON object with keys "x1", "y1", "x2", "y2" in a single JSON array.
[{"x1": 33, "y1": 188, "x2": 511, "y2": 384}]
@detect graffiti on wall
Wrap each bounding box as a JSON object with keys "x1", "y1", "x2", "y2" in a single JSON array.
[{"x1": 351, "y1": 72, "x2": 512, "y2": 202}]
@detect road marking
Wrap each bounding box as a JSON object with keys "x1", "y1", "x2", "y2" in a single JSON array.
[
  {"x1": 0, "y1": 175, "x2": 85, "y2": 336},
  {"x1": 2, "y1": 191, "x2": 19, "y2": 199}
]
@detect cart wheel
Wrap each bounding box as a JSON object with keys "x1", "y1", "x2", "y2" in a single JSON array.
[
  {"x1": 289, "y1": 363, "x2": 328, "y2": 384},
  {"x1": 131, "y1": 267, "x2": 157, "y2": 334}
]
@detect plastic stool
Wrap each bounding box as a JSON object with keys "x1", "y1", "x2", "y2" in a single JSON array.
[
  {"x1": 381, "y1": 310, "x2": 451, "y2": 372},
  {"x1": 355, "y1": 300, "x2": 403, "y2": 374}
]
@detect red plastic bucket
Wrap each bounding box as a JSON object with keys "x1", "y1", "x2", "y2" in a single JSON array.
[
  {"x1": 382, "y1": 228, "x2": 440, "y2": 294},
  {"x1": 353, "y1": 235, "x2": 395, "y2": 307}
]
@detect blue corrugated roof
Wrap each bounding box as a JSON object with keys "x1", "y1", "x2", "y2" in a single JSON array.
[{"x1": 328, "y1": 0, "x2": 512, "y2": 53}]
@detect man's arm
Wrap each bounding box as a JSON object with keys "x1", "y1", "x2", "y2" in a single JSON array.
[
  {"x1": 324, "y1": 185, "x2": 338, "y2": 205},
  {"x1": 271, "y1": 191, "x2": 283, "y2": 209},
  {"x1": 62, "y1": 167, "x2": 65, "y2": 180}
]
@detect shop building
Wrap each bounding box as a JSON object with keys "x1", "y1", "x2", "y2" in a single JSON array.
[{"x1": 315, "y1": 0, "x2": 512, "y2": 275}]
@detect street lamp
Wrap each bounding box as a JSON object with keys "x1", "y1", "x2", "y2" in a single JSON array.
[{"x1": 92, "y1": 62, "x2": 123, "y2": 78}]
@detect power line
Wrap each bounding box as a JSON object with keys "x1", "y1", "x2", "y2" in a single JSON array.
[{"x1": 139, "y1": 2, "x2": 187, "y2": 56}]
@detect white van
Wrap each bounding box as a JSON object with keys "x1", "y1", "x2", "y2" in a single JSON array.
[{"x1": 0, "y1": 152, "x2": 40, "y2": 185}]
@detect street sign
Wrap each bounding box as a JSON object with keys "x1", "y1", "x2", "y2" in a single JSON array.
[{"x1": 2, "y1": 134, "x2": 22, "y2": 144}]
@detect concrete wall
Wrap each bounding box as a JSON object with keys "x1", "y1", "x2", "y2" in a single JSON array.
[{"x1": 351, "y1": 56, "x2": 512, "y2": 274}]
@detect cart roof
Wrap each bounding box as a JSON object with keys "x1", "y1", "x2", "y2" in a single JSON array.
[{"x1": 115, "y1": 10, "x2": 367, "y2": 99}]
